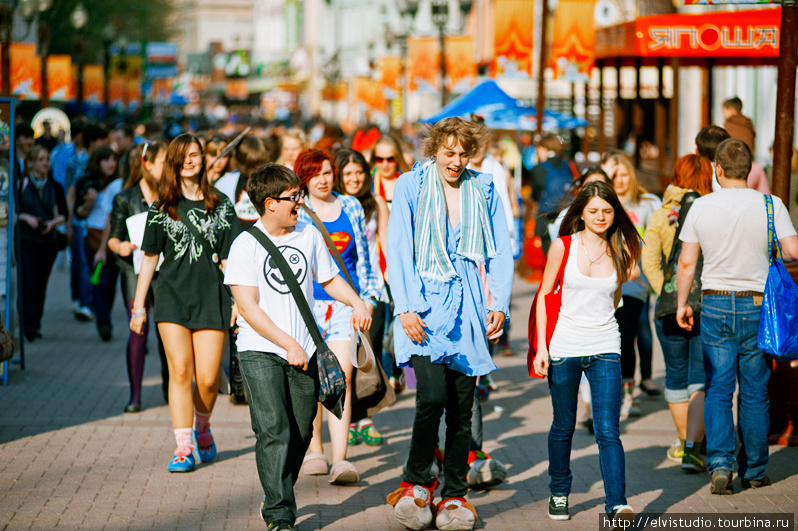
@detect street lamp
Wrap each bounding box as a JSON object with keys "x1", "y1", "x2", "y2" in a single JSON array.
[
  {"x1": 70, "y1": 2, "x2": 87, "y2": 113},
  {"x1": 430, "y1": 0, "x2": 472, "y2": 107},
  {"x1": 16, "y1": 0, "x2": 54, "y2": 107}
]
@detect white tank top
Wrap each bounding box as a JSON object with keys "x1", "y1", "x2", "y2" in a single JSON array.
[{"x1": 548, "y1": 233, "x2": 621, "y2": 358}]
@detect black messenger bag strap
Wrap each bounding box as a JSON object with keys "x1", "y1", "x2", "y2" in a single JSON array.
[
  {"x1": 300, "y1": 204, "x2": 357, "y2": 290},
  {"x1": 246, "y1": 226, "x2": 327, "y2": 352}
]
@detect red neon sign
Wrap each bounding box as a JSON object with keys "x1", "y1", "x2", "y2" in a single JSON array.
[{"x1": 635, "y1": 8, "x2": 781, "y2": 57}]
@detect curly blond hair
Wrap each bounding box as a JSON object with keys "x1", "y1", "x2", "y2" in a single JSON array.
[{"x1": 420, "y1": 117, "x2": 491, "y2": 159}]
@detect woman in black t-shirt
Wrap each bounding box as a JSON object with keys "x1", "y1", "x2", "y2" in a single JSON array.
[
  {"x1": 130, "y1": 134, "x2": 240, "y2": 473},
  {"x1": 18, "y1": 146, "x2": 66, "y2": 341}
]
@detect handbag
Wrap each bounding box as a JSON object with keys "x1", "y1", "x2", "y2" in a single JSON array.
[
  {"x1": 653, "y1": 191, "x2": 702, "y2": 337},
  {"x1": 246, "y1": 226, "x2": 347, "y2": 419},
  {"x1": 176, "y1": 201, "x2": 234, "y2": 303},
  {"x1": 0, "y1": 317, "x2": 14, "y2": 363},
  {"x1": 757, "y1": 195, "x2": 798, "y2": 360},
  {"x1": 301, "y1": 204, "x2": 395, "y2": 421},
  {"x1": 527, "y1": 235, "x2": 572, "y2": 378}
]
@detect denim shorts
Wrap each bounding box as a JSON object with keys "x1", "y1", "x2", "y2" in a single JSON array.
[{"x1": 314, "y1": 300, "x2": 353, "y2": 342}]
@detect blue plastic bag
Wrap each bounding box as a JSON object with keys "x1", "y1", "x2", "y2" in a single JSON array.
[{"x1": 757, "y1": 195, "x2": 798, "y2": 360}]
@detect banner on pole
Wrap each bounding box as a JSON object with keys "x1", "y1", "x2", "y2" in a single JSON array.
[
  {"x1": 407, "y1": 37, "x2": 440, "y2": 92},
  {"x1": 551, "y1": 0, "x2": 597, "y2": 81},
  {"x1": 491, "y1": 0, "x2": 534, "y2": 78},
  {"x1": 445, "y1": 35, "x2": 478, "y2": 93},
  {"x1": 47, "y1": 56, "x2": 72, "y2": 102}
]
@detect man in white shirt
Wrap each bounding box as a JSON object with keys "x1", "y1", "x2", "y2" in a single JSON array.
[
  {"x1": 676, "y1": 139, "x2": 798, "y2": 496},
  {"x1": 224, "y1": 164, "x2": 371, "y2": 531}
]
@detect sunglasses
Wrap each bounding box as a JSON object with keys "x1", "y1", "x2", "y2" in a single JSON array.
[
  {"x1": 268, "y1": 190, "x2": 306, "y2": 203},
  {"x1": 374, "y1": 156, "x2": 396, "y2": 164}
]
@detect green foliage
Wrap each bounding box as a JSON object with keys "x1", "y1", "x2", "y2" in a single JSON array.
[{"x1": 41, "y1": 0, "x2": 178, "y2": 61}]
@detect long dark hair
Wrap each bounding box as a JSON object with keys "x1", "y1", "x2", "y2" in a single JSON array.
[
  {"x1": 125, "y1": 141, "x2": 167, "y2": 190},
  {"x1": 86, "y1": 145, "x2": 118, "y2": 189},
  {"x1": 559, "y1": 181, "x2": 641, "y2": 285},
  {"x1": 158, "y1": 133, "x2": 219, "y2": 219},
  {"x1": 333, "y1": 148, "x2": 377, "y2": 221}
]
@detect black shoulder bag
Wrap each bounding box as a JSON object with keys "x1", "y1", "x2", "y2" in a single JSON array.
[
  {"x1": 246, "y1": 226, "x2": 347, "y2": 419},
  {"x1": 654, "y1": 191, "x2": 702, "y2": 337}
]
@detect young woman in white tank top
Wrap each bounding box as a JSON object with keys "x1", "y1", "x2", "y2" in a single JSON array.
[{"x1": 532, "y1": 181, "x2": 642, "y2": 524}]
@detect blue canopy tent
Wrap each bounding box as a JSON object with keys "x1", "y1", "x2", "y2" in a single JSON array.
[{"x1": 422, "y1": 79, "x2": 587, "y2": 130}]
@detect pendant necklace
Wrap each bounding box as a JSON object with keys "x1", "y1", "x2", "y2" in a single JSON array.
[{"x1": 581, "y1": 236, "x2": 607, "y2": 269}]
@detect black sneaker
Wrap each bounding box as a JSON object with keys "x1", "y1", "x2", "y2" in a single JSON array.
[
  {"x1": 710, "y1": 469, "x2": 734, "y2": 495},
  {"x1": 548, "y1": 494, "x2": 569, "y2": 520},
  {"x1": 741, "y1": 476, "x2": 771, "y2": 489}
]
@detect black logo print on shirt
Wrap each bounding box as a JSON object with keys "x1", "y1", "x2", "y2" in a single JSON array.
[{"x1": 264, "y1": 246, "x2": 308, "y2": 294}]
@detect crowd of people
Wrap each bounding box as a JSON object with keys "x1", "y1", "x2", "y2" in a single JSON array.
[{"x1": 8, "y1": 93, "x2": 798, "y2": 531}]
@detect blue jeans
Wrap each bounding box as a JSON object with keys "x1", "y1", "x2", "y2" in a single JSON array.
[
  {"x1": 238, "y1": 351, "x2": 319, "y2": 525},
  {"x1": 655, "y1": 319, "x2": 705, "y2": 403},
  {"x1": 548, "y1": 353, "x2": 626, "y2": 515},
  {"x1": 701, "y1": 294, "x2": 771, "y2": 480}
]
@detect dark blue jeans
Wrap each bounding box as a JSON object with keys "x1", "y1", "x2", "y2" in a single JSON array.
[
  {"x1": 701, "y1": 294, "x2": 771, "y2": 480},
  {"x1": 69, "y1": 224, "x2": 92, "y2": 307},
  {"x1": 238, "y1": 351, "x2": 319, "y2": 525},
  {"x1": 548, "y1": 353, "x2": 626, "y2": 515},
  {"x1": 655, "y1": 319, "x2": 705, "y2": 404}
]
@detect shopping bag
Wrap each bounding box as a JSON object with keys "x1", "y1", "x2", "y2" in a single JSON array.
[{"x1": 757, "y1": 195, "x2": 798, "y2": 360}]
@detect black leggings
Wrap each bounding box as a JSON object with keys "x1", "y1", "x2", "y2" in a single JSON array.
[
  {"x1": 615, "y1": 296, "x2": 651, "y2": 382},
  {"x1": 404, "y1": 355, "x2": 477, "y2": 499}
]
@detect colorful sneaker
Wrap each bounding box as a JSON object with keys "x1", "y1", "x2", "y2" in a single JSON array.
[
  {"x1": 194, "y1": 429, "x2": 217, "y2": 463},
  {"x1": 167, "y1": 448, "x2": 196, "y2": 473},
  {"x1": 466, "y1": 450, "x2": 507, "y2": 490},
  {"x1": 710, "y1": 469, "x2": 734, "y2": 495},
  {"x1": 681, "y1": 445, "x2": 706, "y2": 474},
  {"x1": 548, "y1": 494, "x2": 569, "y2": 520},
  {"x1": 666, "y1": 439, "x2": 684, "y2": 463},
  {"x1": 348, "y1": 426, "x2": 360, "y2": 446},
  {"x1": 387, "y1": 479, "x2": 439, "y2": 531},
  {"x1": 435, "y1": 497, "x2": 477, "y2": 531},
  {"x1": 358, "y1": 422, "x2": 383, "y2": 446}
]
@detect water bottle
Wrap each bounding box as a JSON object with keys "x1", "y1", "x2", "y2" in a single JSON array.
[{"x1": 90, "y1": 262, "x2": 103, "y2": 285}]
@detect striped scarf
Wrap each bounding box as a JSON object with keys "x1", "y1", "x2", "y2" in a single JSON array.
[{"x1": 414, "y1": 161, "x2": 497, "y2": 282}]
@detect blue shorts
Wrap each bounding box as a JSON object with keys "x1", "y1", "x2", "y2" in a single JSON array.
[{"x1": 314, "y1": 300, "x2": 353, "y2": 342}]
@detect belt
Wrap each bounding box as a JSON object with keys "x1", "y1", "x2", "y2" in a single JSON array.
[{"x1": 702, "y1": 290, "x2": 763, "y2": 297}]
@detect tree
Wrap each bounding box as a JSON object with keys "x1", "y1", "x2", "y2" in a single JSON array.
[{"x1": 42, "y1": 0, "x2": 178, "y2": 62}]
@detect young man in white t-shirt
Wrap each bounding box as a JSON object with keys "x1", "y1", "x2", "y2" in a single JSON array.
[
  {"x1": 676, "y1": 139, "x2": 798, "y2": 497},
  {"x1": 224, "y1": 164, "x2": 371, "y2": 531}
]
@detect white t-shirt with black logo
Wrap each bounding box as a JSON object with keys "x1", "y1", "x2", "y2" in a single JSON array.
[
  {"x1": 224, "y1": 219, "x2": 339, "y2": 360},
  {"x1": 680, "y1": 188, "x2": 797, "y2": 292}
]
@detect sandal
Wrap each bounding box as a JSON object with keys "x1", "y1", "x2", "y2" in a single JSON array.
[
  {"x1": 348, "y1": 426, "x2": 361, "y2": 446},
  {"x1": 302, "y1": 453, "x2": 329, "y2": 476}
]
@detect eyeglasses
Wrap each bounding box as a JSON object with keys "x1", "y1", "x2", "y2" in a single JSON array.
[
  {"x1": 268, "y1": 190, "x2": 306, "y2": 203},
  {"x1": 374, "y1": 156, "x2": 396, "y2": 164}
]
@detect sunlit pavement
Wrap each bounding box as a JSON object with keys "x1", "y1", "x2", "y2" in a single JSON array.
[{"x1": 1, "y1": 267, "x2": 797, "y2": 530}]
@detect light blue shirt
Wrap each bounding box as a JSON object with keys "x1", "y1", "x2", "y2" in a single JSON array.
[{"x1": 387, "y1": 165, "x2": 514, "y2": 376}]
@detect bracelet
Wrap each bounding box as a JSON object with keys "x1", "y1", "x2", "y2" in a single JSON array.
[{"x1": 131, "y1": 308, "x2": 146, "y2": 319}]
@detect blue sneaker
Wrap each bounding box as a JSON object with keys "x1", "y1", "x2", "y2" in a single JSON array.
[
  {"x1": 195, "y1": 429, "x2": 217, "y2": 463},
  {"x1": 167, "y1": 452, "x2": 196, "y2": 473}
]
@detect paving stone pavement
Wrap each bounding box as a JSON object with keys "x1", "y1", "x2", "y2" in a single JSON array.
[{"x1": 1, "y1": 267, "x2": 797, "y2": 530}]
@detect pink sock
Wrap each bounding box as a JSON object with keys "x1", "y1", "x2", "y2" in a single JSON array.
[
  {"x1": 174, "y1": 428, "x2": 194, "y2": 456},
  {"x1": 194, "y1": 410, "x2": 211, "y2": 434}
]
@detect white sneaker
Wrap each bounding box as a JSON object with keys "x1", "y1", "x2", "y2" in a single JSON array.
[
  {"x1": 74, "y1": 306, "x2": 94, "y2": 322},
  {"x1": 609, "y1": 505, "x2": 635, "y2": 530}
]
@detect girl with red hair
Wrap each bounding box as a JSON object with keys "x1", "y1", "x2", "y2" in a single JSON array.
[
  {"x1": 641, "y1": 153, "x2": 713, "y2": 473},
  {"x1": 293, "y1": 149, "x2": 381, "y2": 485}
]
